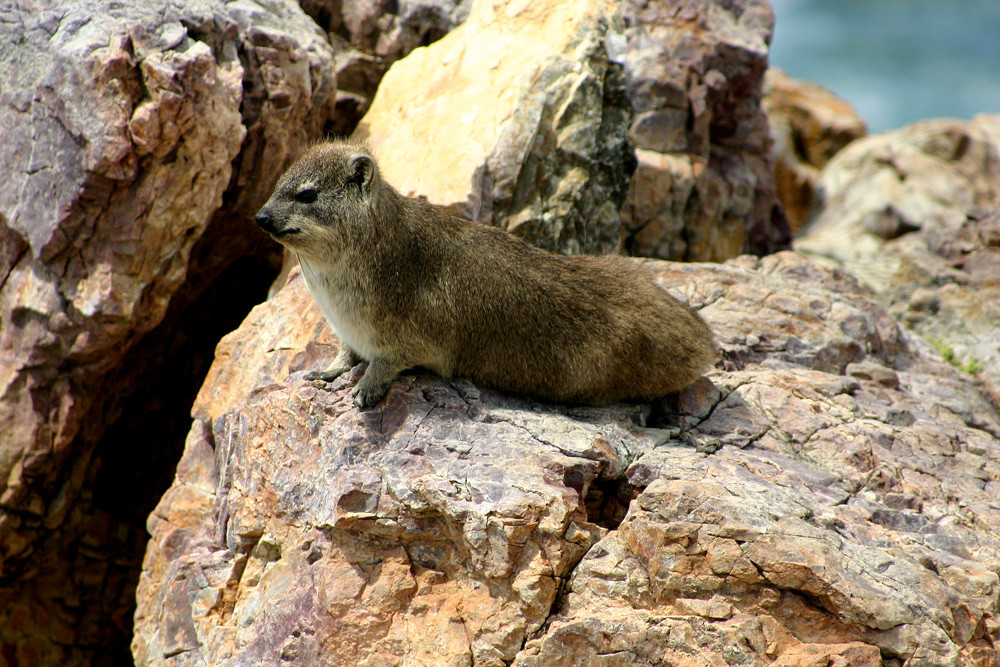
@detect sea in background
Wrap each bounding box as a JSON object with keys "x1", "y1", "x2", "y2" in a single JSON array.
[{"x1": 768, "y1": 0, "x2": 1000, "y2": 133}]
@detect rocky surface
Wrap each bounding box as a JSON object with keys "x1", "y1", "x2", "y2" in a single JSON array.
[
  {"x1": 619, "y1": 0, "x2": 790, "y2": 261},
  {"x1": 299, "y1": 0, "x2": 470, "y2": 135},
  {"x1": 303, "y1": 0, "x2": 470, "y2": 58},
  {"x1": 762, "y1": 68, "x2": 867, "y2": 232},
  {"x1": 356, "y1": 0, "x2": 788, "y2": 258},
  {"x1": 5, "y1": 0, "x2": 998, "y2": 664},
  {"x1": 0, "y1": 1, "x2": 338, "y2": 663},
  {"x1": 796, "y1": 115, "x2": 1000, "y2": 403},
  {"x1": 355, "y1": 0, "x2": 635, "y2": 255},
  {"x1": 135, "y1": 251, "x2": 1000, "y2": 666}
]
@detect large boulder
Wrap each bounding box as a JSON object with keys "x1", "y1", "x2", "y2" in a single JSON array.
[
  {"x1": 619, "y1": 0, "x2": 790, "y2": 261},
  {"x1": 356, "y1": 0, "x2": 788, "y2": 258},
  {"x1": 355, "y1": 0, "x2": 635, "y2": 255},
  {"x1": 0, "y1": 0, "x2": 338, "y2": 663},
  {"x1": 762, "y1": 68, "x2": 867, "y2": 232},
  {"x1": 796, "y1": 115, "x2": 1000, "y2": 402},
  {"x1": 134, "y1": 251, "x2": 1000, "y2": 665}
]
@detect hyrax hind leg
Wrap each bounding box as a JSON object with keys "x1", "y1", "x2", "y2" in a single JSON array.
[
  {"x1": 306, "y1": 344, "x2": 361, "y2": 382},
  {"x1": 352, "y1": 354, "x2": 412, "y2": 409}
]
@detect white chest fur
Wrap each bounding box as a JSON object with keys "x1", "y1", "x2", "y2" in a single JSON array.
[{"x1": 298, "y1": 257, "x2": 381, "y2": 360}]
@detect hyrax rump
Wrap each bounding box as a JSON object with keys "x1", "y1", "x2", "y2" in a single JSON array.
[{"x1": 255, "y1": 140, "x2": 717, "y2": 409}]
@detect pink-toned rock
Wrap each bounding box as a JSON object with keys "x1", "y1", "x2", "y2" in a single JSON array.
[
  {"x1": 796, "y1": 115, "x2": 1000, "y2": 405},
  {"x1": 301, "y1": 0, "x2": 469, "y2": 59},
  {"x1": 299, "y1": 0, "x2": 470, "y2": 134},
  {"x1": 134, "y1": 252, "x2": 1000, "y2": 665},
  {"x1": 0, "y1": 0, "x2": 338, "y2": 663},
  {"x1": 619, "y1": 0, "x2": 790, "y2": 261}
]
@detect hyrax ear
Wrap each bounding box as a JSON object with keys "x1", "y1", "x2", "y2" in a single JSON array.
[{"x1": 350, "y1": 155, "x2": 375, "y2": 195}]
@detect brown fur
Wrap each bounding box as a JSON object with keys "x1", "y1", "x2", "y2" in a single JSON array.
[{"x1": 255, "y1": 140, "x2": 717, "y2": 408}]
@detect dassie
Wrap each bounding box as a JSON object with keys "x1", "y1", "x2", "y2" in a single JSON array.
[{"x1": 255, "y1": 140, "x2": 717, "y2": 408}]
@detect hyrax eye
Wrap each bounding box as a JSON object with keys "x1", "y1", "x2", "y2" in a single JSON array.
[{"x1": 295, "y1": 188, "x2": 318, "y2": 204}]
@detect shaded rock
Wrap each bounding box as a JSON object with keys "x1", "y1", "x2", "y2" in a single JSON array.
[
  {"x1": 301, "y1": 0, "x2": 470, "y2": 58},
  {"x1": 619, "y1": 0, "x2": 790, "y2": 261},
  {"x1": 135, "y1": 251, "x2": 1000, "y2": 665},
  {"x1": 299, "y1": 0, "x2": 470, "y2": 135},
  {"x1": 762, "y1": 68, "x2": 867, "y2": 232},
  {"x1": 0, "y1": 0, "x2": 338, "y2": 663},
  {"x1": 796, "y1": 115, "x2": 1000, "y2": 403}
]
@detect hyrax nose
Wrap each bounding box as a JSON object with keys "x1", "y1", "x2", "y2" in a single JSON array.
[{"x1": 255, "y1": 208, "x2": 274, "y2": 231}]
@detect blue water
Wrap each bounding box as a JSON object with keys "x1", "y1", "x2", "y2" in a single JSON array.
[{"x1": 769, "y1": 0, "x2": 1000, "y2": 133}]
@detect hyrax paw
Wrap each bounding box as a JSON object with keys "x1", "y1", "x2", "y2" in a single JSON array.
[
  {"x1": 305, "y1": 367, "x2": 350, "y2": 383},
  {"x1": 351, "y1": 383, "x2": 388, "y2": 409}
]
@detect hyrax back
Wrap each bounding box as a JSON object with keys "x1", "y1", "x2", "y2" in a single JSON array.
[{"x1": 255, "y1": 140, "x2": 717, "y2": 408}]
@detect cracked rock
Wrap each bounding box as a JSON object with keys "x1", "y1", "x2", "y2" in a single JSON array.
[
  {"x1": 618, "y1": 0, "x2": 790, "y2": 261},
  {"x1": 135, "y1": 251, "x2": 1000, "y2": 665},
  {"x1": 0, "y1": 0, "x2": 338, "y2": 663},
  {"x1": 796, "y1": 115, "x2": 1000, "y2": 405},
  {"x1": 354, "y1": 0, "x2": 788, "y2": 258}
]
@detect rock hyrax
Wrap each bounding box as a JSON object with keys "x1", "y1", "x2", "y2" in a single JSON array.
[{"x1": 255, "y1": 140, "x2": 717, "y2": 408}]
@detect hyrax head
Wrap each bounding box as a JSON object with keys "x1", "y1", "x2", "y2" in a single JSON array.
[{"x1": 254, "y1": 141, "x2": 378, "y2": 255}]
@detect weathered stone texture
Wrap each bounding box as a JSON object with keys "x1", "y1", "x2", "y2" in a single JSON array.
[
  {"x1": 619, "y1": 0, "x2": 790, "y2": 261},
  {"x1": 134, "y1": 252, "x2": 1000, "y2": 666},
  {"x1": 298, "y1": 0, "x2": 470, "y2": 134},
  {"x1": 6, "y1": 0, "x2": 997, "y2": 664},
  {"x1": 762, "y1": 68, "x2": 867, "y2": 232},
  {"x1": 796, "y1": 115, "x2": 1000, "y2": 404},
  {"x1": 301, "y1": 0, "x2": 470, "y2": 58},
  {"x1": 355, "y1": 0, "x2": 634, "y2": 255},
  {"x1": 355, "y1": 0, "x2": 788, "y2": 258},
  {"x1": 0, "y1": 0, "x2": 337, "y2": 663}
]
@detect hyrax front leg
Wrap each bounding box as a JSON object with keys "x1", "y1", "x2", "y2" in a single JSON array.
[
  {"x1": 306, "y1": 344, "x2": 361, "y2": 382},
  {"x1": 352, "y1": 355, "x2": 411, "y2": 409}
]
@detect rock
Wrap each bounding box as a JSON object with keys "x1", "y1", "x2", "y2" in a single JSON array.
[
  {"x1": 796, "y1": 115, "x2": 1000, "y2": 402},
  {"x1": 299, "y1": 0, "x2": 470, "y2": 135},
  {"x1": 619, "y1": 0, "x2": 790, "y2": 261},
  {"x1": 302, "y1": 0, "x2": 470, "y2": 59},
  {"x1": 134, "y1": 251, "x2": 1000, "y2": 665},
  {"x1": 762, "y1": 68, "x2": 867, "y2": 232},
  {"x1": 0, "y1": 0, "x2": 337, "y2": 663},
  {"x1": 355, "y1": 0, "x2": 635, "y2": 255},
  {"x1": 355, "y1": 0, "x2": 788, "y2": 258}
]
